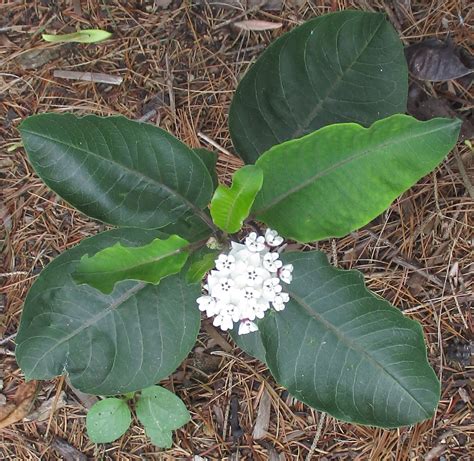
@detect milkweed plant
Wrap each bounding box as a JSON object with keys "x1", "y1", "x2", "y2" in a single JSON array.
[{"x1": 14, "y1": 11, "x2": 461, "y2": 447}]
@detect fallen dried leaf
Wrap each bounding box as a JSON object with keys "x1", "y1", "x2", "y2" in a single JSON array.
[
  {"x1": 25, "y1": 391, "x2": 67, "y2": 422},
  {"x1": 407, "y1": 85, "x2": 474, "y2": 141},
  {"x1": 51, "y1": 437, "x2": 87, "y2": 461},
  {"x1": 405, "y1": 39, "x2": 473, "y2": 81},
  {"x1": 253, "y1": 386, "x2": 271, "y2": 439},
  {"x1": 0, "y1": 380, "x2": 39, "y2": 429},
  {"x1": 233, "y1": 20, "x2": 283, "y2": 31},
  {"x1": 16, "y1": 48, "x2": 61, "y2": 70}
]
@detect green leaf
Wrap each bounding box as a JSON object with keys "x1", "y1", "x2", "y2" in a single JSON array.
[
  {"x1": 145, "y1": 427, "x2": 173, "y2": 448},
  {"x1": 194, "y1": 148, "x2": 218, "y2": 189},
  {"x1": 253, "y1": 115, "x2": 461, "y2": 242},
  {"x1": 86, "y1": 398, "x2": 132, "y2": 443},
  {"x1": 186, "y1": 247, "x2": 220, "y2": 284},
  {"x1": 42, "y1": 29, "x2": 112, "y2": 43},
  {"x1": 19, "y1": 114, "x2": 214, "y2": 230},
  {"x1": 15, "y1": 228, "x2": 201, "y2": 395},
  {"x1": 74, "y1": 235, "x2": 190, "y2": 294},
  {"x1": 258, "y1": 251, "x2": 440, "y2": 428},
  {"x1": 136, "y1": 386, "x2": 190, "y2": 448},
  {"x1": 210, "y1": 165, "x2": 263, "y2": 233},
  {"x1": 229, "y1": 11, "x2": 408, "y2": 163}
]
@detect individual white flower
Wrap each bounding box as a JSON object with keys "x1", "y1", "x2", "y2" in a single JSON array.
[
  {"x1": 210, "y1": 276, "x2": 235, "y2": 301},
  {"x1": 197, "y1": 296, "x2": 218, "y2": 316},
  {"x1": 238, "y1": 319, "x2": 258, "y2": 335},
  {"x1": 235, "y1": 265, "x2": 270, "y2": 288},
  {"x1": 254, "y1": 301, "x2": 270, "y2": 318},
  {"x1": 265, "y1": 228, "x2": 284, "y2": 247},
  {"x1": 245, "y1": 232, "x2": 266, "y2": 252},
  {"x1": 215, "y1": 254, "x2": 235, "y2": 274},
  {"x1": 263, "y1": 252, "x2": 283, "y2": 273},
  {"x1": 279, "y1": 264, "x2": 294, "y2": 284},
  {"x1": 272, "y1": 292, "x2": 290, "y2": 311},
  {"x1": 213, "y1": 304, "x2": 235, "y2": 331},
  {"x1": 262, "y1": 277, "x2": 282, "y2": 301}
]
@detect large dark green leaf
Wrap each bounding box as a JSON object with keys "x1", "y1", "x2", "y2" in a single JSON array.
[
  {"x1": 257, "y1": 251, "x2": 439, "y2": 428},
  {"x1": 252, "y1": 115, "x2": 461, "y2": 242},
  {"x1": 15, "y1": 228, "x2": 201, "y2": 395},
  {"x1": 229, "y1": 11, "x2": 409, "y2": 163},
  {"x1": 19, "y1": 114, "x2": 214, "y2": 229}
]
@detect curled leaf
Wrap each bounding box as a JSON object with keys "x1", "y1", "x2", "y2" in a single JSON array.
[
  {"x1": 405, "y1": 39, "x2": 473, "y2": 82},
  {"x1": 42, "y1": 29, "x2": 112, "y2": 44},
  {"x1": 210, "y1": 165, "x2": 263, "y2": 233},
  {"x1": 0, "y1": 380, "x2": 39, "y2": 429},
  {"x1": 73, "y1": 235, "x2": 190, "y2": 294}
]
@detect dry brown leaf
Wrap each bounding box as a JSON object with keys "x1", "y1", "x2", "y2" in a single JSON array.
[
  {"x1": 0, "y1": 380, "x2": 39, "y2": 429},
  {"x1": 405, "y1": 39, "x2": 473, "y2": 81},
  {"x1": 52, "y1": 437, "x2": 87, "y2": 461},
  {"x1": 25, "y1": 391, "x2": 67, "y2": 422},
  {"x1": 252, "y1": 386, "x2": 271, "y2": 439},
  {"x1": 233, "y1": 20, "x2": 282, "y2": 32}
]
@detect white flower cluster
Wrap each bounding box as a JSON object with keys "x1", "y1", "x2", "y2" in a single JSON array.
[{"x1": 197, "y1": 229, "x2": 293, "y2": 335}]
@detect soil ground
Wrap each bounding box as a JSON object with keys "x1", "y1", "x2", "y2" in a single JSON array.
[{"x1": 0, "y1": 1, "x2": 472, "y2": 460}]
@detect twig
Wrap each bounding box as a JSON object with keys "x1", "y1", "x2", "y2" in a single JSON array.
[
  {"x1": 213, "y1": 1, "x2": 266, "y2": 30},
  {"x1": 305, "y1": 412, "x2": 327, "y2": 461},
  {"x1": 165, "y1": 53, "x2": 176, "y2": 124},
  {"x1": 197, "y1": 132, "x2": 234, "y2": 157},
  {"x1": 0, "y1": 271, "x2": 28, "y2": 277},
  {"x1": 392, "y1": 256, "x2": 444, "y2": 288},
  {"x1": 53, "y1": 70, "x2": 123, "y2": 85},
  {"x1": 45, "y1": 375, "x2": 65, "y2": 437},
  {"x1": 0, "y1": 333, "x2": 17, "y2": 346}
]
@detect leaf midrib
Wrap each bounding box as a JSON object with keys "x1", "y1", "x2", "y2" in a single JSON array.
[
  {"x1": 290, "y1": 15, "x2": 385, "y2": 139},
  {"x1": 22, "y1": 128, "x2": 214, "y2": 230},
  {"x1": 254, "y1": 120, "x2": 454, "y2": 216},
  {"x1": 25, "y1": 282, "x2": 146, "y2": 377},
  {"x1": 285, "y1": 288, "x2": 431, "y2": 417},
  {"x1": 223, "y1": 177, "x2": 254, "y2": 231}
]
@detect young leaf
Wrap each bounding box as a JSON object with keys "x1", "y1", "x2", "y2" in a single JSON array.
[
  {"x1": 15, "y1": 228, "x2": 201, "y2": 396},
  {"x1": 252, "y1": 115, "x2": 461, "y2": 242},
  {"x1": 136, "y1": 386, "x2": 190, "y2": 448},
  {"x1": 86, "y1": 398, "x2": 131, "y2": 443},
  {"x1": 186, "y1": 247, "x2": 220, "y2": 284},
  {"x1": 73, "y1": 235, "x2": 190, "y2": 294},
  {"x1": 210, "y1": 165, "x2": 263, "y2": 233},
  {"x1": 42, "y1": 29, "x2": 112, "y2": 44},
  {"x1": 229, "y1": 11, "x2": 408, "y2": 163},
  {"x1": 259, "y1": 251, "x2": 440, "y2": 428},
  {"x1": 19, "y1": 114, "x2": 214, "y2": 230}
]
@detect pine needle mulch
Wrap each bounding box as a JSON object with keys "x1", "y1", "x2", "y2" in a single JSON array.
[{"x1": 0, "y1": 1, "x2": 472, "y2": 459}]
